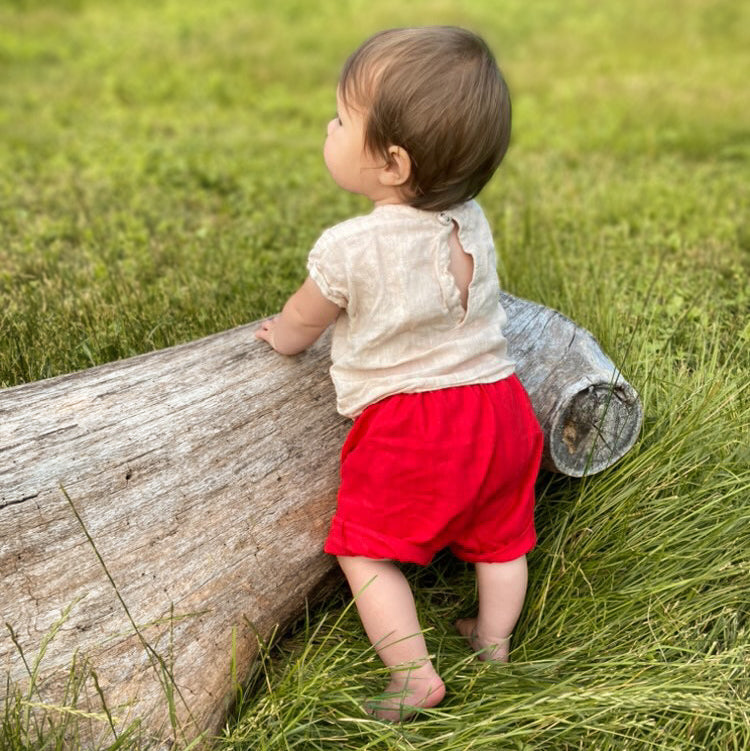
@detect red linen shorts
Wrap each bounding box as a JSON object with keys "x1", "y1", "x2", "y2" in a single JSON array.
[{"x1": 323, "y1": 375, "x2": 544, "y2": 565}]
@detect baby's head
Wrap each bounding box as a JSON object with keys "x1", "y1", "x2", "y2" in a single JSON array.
[{"x1": 339, "y1": 26, "x2": 511, "y2": 211}]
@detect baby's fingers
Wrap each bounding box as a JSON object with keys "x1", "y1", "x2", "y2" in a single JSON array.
[{"x1": 254, "y1": 318, "x2": 276, "y2": 344}]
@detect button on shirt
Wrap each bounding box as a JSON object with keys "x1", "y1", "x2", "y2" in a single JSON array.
[{"x1": 307, "y1": 200, "x2": 515, "y2": 418}]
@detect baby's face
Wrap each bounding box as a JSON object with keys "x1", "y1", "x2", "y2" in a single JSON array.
[{"x1": 323, "y1": 90, "x2": 391, "y2": 204}]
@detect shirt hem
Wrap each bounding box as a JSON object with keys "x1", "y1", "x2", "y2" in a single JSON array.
[{"x1": 336, "y1": 365, "x2": 517, "y2": 418}]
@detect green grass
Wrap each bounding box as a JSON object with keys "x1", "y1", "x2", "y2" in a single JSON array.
[{"x1": 2, "y1": 0, "x2": 749, "y2": 749}]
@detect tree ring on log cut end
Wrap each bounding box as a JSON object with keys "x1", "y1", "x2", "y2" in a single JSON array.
[{"x1": 548, "y1": 379, "x2": 643, "y2": 477}]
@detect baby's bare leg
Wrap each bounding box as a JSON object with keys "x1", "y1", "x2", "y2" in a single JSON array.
[
  {"x1": 456, "y1": 555, "x2": 528, "y2": 662},
  {"x1": 337, "y1": 556, "x2": 446, "y2": 721}
]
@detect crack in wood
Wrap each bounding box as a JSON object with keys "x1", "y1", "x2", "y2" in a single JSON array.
[{"x1": 0, "y1": 493, "x2": 40, "y2": 510}]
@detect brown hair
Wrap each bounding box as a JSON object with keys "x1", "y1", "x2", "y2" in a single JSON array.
[{"x1": 339, "y1": 26, "x2": 512, "y2": 212}]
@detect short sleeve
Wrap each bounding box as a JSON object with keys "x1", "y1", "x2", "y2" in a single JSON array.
[{"x1": 307, "y1": 233, "x2": 349, "y2": 308}]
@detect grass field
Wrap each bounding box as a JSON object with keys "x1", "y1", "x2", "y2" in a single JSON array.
[{"x1": 1, "y1": 0, "x2": 749, "y2": 749}]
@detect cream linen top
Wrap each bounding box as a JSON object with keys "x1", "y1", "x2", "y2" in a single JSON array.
[{"x1": 307, "y1": 200, "x2": 515, "y2": 418}]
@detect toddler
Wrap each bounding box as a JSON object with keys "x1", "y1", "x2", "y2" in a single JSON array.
[{"x1": 255, "y1": 26, "x2": 543, "y2": 721}]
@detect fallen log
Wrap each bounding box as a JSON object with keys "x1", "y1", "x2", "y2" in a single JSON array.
[{"x1": 0, "y1": 293, "x2": 641, "y2": 745}]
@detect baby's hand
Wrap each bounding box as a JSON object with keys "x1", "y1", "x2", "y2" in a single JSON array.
[{"x1": 254, "y1": 317, "x2": 277, "y2": 348}]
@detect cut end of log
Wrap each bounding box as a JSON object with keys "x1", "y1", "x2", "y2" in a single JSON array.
[{"x1": 547, "y1": 378, "x2": 643, "y2": 477}]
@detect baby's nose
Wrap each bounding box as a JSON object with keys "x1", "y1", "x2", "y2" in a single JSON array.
[{"x1": 327, "y1": 118, "x2": 337, "y2": 136}]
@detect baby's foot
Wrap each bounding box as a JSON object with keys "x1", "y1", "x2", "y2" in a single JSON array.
[
  {"x1": 365, "y1": 673, "x2": 446, "y2": 722},
  {"x1": 455, "y1": 618, "x2": 510, "y2": 662}
]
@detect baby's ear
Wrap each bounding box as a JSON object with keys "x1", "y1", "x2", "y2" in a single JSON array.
[{"x1": 379, "y1": 145, "x2": 412, "y2": 187}]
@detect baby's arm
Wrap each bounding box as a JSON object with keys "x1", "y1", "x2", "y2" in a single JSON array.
[{"x1": 254, "y1": 276, "x2": 341, "y2": 355}]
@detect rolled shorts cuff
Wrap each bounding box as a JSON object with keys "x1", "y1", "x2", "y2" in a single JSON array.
[
  {"x1": 451, "y1": 520, "x2": 537, "y2": 563},
  {"x1": 324, "y1": 515, "x2": 434, "y2": 565}
]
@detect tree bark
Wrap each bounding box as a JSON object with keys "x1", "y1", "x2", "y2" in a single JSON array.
[{"x1": 0, "y1": 294, "x2": 641, "y2": 745}]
